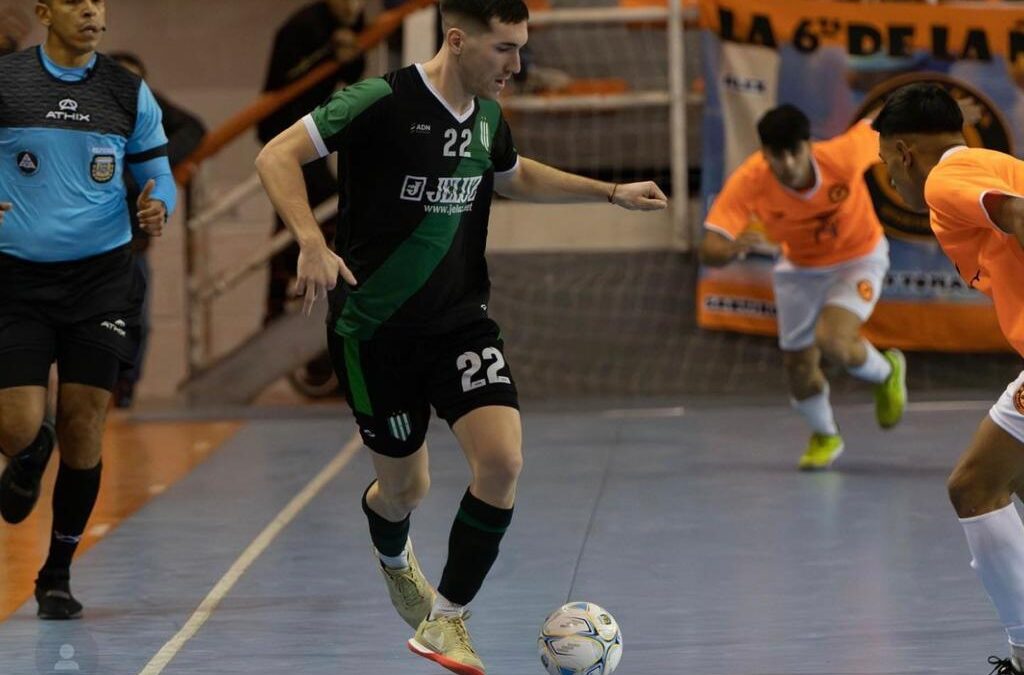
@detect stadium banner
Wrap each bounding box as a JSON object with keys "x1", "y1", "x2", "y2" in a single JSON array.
[{"x1": 697, "y1": 0, "x2": 1023, "y2": 352}]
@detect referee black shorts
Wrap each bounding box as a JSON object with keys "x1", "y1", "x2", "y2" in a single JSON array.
[{"x1": 0, "y1": 244, "x2": 145, "y2": 391}]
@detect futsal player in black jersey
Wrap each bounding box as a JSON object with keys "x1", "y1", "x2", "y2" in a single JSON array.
[{"x1": 256, "y1": 0, "x2": 666, "y2": 671}]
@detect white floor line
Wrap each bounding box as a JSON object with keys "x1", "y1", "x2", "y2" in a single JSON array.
[
  {"x1": 137, "y1": 432, "x2": 363, "y2": 675},
  {"x1": 601, "y1": 406, "x2": 686, "y2": 419}
]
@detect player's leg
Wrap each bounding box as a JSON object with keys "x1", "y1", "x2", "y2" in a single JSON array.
[
  {"x1": 326, "y1": 329, "x2": 436, "y2": 629},
  {"x1": 34, "y1": 340, "x2": 119, "y2": 620},
  {"x1": 0, "y1": 317, "x2": 58, "y2": 524},
  {"x1": 784, "y1": 347, "x2": 843, "y2": 470},
  {"x1": 775, "y1": 263, "x2": 842, "y2": 469},
  {"x1": 409, "y1": 320, "x2": 520, "y2": 675},
  {"x1": 821, "y1": 241, "x2": 905, "y2": 429},
  {"x1": 948, "y1": 373, "x2": 1024, "y2": 672}
]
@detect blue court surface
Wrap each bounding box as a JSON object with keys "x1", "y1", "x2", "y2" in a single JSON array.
[{"x1": 0, "y1": 395, "x2": 1014, "y2": 674}]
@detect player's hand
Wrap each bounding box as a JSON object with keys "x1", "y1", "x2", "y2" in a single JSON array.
[
  {"x1": 332, "y1": 28, "x2": 360, "y2": 63},
  {"x1": 610, "y1": 181, "x2": 668, "y2": 211},
  {"x1": 295, "y1": 243, "x2": 357, "y2": 317},
  {"x1": 0, "y1": 201, "x2": 11, "y2": 227},
  {"x1": 136, "y1": 179, "x2": 167, "y2": 236},
  {"x1": 734, "y1": 229, "x2": 775, "y2": 260}
]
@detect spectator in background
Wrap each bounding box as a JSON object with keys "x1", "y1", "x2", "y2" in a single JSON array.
[
  {"x1": 258, "y1": 0, "x2": 367, "y2": 327},
  {"x1": 0, "y1": 4, "x2": 29, "y2": 56},
  {"x1": 109, "y1": 51, "x2": 207, "y2": 408}
]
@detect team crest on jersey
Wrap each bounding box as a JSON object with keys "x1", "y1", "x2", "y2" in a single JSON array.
[
  {"x1": 828, "y1": 183, "x2": 849, "y2": 203},
  {"x1": 479, "y1": 117, "x2": 491, "y2": 152},
  {"x1": 1014, "y1": 383, "x2": 1024, "y2": 416},
  {"x1": 16, "y1": 151, "x2": 39, "y2": 176},
  {"x1": 90, "y1": 154, "x2": 115, "y2": 183},
  {"x1": 856, "y1": 279, "x2": 874, "y2": 302}
]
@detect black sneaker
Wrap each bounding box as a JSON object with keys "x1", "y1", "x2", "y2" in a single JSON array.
[
  {"x1": 35, "y1": 571, "x2": 83, "y2": 620},
  {"x1": 0, "y1": 419, "x2": 56, "y2": 524},
  {"x1": 989, "y1": 656, "x2": 1024, "y2": 674}
]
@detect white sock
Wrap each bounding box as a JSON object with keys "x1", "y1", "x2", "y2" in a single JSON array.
[
  {"x1": 791, "y1": 383, "x2": 839, "y2": 435},
  {"x1": 960, "y1": 503, "x2": 1024, "y2": 646},
  {"x1": 430, "y1": 593, "x2": 465, "y2": 619},
  {"x1": 846, "y1": 342, "x2": 891, "y2": 384},
  {"x1": 377, "y1": 541, "x2": 409, "y2": 570},
  {"x1": 1012, "y1": 645, "x2": 1024, "y2": 670}
]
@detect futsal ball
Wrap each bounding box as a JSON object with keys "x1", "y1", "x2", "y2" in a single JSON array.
[{"x1": 537, "y1": 602, "x2": 622, "y2": 675}]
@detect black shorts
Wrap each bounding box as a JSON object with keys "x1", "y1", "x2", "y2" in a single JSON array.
[
  {"x1": 328, "y1": 318, "x2": 519, "y2": 458},
  {"x1": 0, "y1": 245, "x2": 144, "y2": 390}
]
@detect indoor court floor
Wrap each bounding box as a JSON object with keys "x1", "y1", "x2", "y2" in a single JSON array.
[{"x1": 0, "y1": 393, "x2": 1015, "y2": 674}]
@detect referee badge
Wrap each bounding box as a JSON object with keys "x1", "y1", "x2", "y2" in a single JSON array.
[
  {"x1": 1014, "y1": 383, "x2": 1024, "y2": 416},
  {"x1": 90, "y1": 154, "x2": 115, "y2": 183},
  {"x1": 16, "y1": 151, "x2": 39, "y2": 176}
]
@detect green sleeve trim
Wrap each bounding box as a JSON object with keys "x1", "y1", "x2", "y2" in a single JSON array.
[{"x1": 311, "y1": 78, "x2": 392, "y2": 143}]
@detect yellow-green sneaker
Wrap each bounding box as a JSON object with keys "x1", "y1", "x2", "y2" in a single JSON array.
[
  {"x1": 798, "y1": 433, "x2": 845, "y2": 471},
  {"x1": 376, "y1": 541, "x2": 435, "y2": 629},
  {"x1": 875, "y1": 348, "x2": 907, "y2": 429},
  {"x1": 407, "y1": 612, "x2": 486, "y2": 675}
]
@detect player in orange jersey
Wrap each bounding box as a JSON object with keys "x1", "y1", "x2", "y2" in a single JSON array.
[
  {"x1": 875, "y1": 82, "x2": 1024, "y2": 675},
  {"x1": 700, "y1": 104, "x2": 906, "y2": 470}
]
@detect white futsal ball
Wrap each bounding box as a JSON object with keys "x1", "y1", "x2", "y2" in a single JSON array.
[{"x1": 537, "y1": 602, "x2": 622, "y2": 675}]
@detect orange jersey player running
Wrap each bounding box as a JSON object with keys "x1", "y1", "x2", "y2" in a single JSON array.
[
  {"x1": 874, "y1": 82, "x2": 1024, "y2": 675},
  {"x1": 700, "y1": 104, "x2": 907, "y2": 470}
]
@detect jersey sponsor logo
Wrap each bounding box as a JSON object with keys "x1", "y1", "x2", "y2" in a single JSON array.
[
  {"x1": 16, "y1": 151, "x2": 39, "y2": 176},
  {"x1": 853, "y1": 73, "x2": 1010, "y2": 238},
  {"x1": 90, "y1": 154, "x2": 116, "y2": 183},
  {"x1": 100, "y1": 318, "x2": 127, "y2": 338},
  {"x1": 828, "y1": 183, "x2": 849, "y2": 203},
  {"x1": 1015, "y1": 383, "x2": 1024, "y2": 416},
  {"x1": 400, "y1": 175, "x2": 483, "y2": 215},
  {"x1": 410, "y1": 122, "x2": 432, "y2": 135},
  {"x1": 479, "y1": 117, "x2": 491, "y2": 152},
  {"x1": 856, "y1": 279, "x2": 874, "y2": 302},
  {"x1": 703, "y1": 295, "x2": 776, "y2": 318},
  {"x1": 47, "y1": 98, "x2": 90, "y2": 123}
]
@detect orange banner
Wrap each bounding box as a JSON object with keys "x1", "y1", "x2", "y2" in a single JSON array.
[{"x1": 699, "y1": 0, "x2": 1024, "y2": 62}]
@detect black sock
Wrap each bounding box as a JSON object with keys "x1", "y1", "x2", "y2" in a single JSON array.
[
  {"x1": 40, "y1": 462, "x2": 102, "y2": 577},
  {"x1": 361, "y1": 482, "x2": 410, "y2": 557},
  {"x1": 438, "y1": 488, "x2": 514, "y2": 606},
  {"x1": 10, "y1": 426, "x2": 52, "y2": 468}
]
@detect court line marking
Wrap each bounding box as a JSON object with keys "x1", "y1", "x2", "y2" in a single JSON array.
[
  {"x1": 598, "y1": 400, "x2": 992, "y2": 419},
  {"x1": 137, "y1": 432, "x2": 363, "y2": 675}
]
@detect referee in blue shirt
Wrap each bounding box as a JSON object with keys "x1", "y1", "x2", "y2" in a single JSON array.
[{"x1": 0, "y1": 0, "x2": 176, "y2": 619}]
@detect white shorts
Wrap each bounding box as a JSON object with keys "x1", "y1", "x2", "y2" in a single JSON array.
[
  {"x1": 772, "y1": 237, "x2": 889, "y2": 351},
  {"x1": 989, "y1": 370, "x2": 1024, "y2": 445}
]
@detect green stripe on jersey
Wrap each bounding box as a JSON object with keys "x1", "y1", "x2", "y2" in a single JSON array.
[
  {"x1": 335, "y1": 101, "x2": 504, "y2": 340},
  {"x1": 312, "y1": 78, "x2": 392, "y2": 141}
]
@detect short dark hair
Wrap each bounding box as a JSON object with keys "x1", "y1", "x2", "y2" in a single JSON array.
[
  {"x1": 440, "y1": 0, "x2": 529, "y2": 29},
  {"x1": 108, "y1": 51, "x2": 146, "y2": 78},
  {"x1": 757, "y1": 104, "x2": 810, "y2": 154},
  {"x1": 871, "y1": 83, "x2": 963, "y2": 137}
]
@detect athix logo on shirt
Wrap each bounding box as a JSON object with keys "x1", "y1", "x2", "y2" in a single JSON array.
[
  {"x1": 46, "y1": 98, "x2": 90, "y2": 122},
  {"x1": 400, "y1": 175, "x2": 482, "y2": 215}
]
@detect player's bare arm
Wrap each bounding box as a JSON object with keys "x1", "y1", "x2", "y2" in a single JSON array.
[
  {"x1": 698, "y1": 228, "x2": 769, "y2": 266},
  {"x1": 983, "y1": 193, "x2": 1024, "y2": 248},
  {"x1": 495, "y1": 156, "x2": 667, "y2": 210},
  {"x1": 256, "y1": 120, "x2": 356, "y2": 315},
  {"x1": 0, "y1": 201, "x2": 11, "y2": 226}
]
